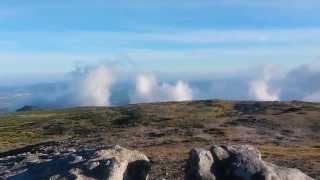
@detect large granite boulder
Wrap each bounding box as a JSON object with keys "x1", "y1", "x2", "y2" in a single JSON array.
[
  {"x1": 0, "y1": 144, "x2": 150, "y2": 180},
  {"x1": 186, "y1": 144, "x2": 314, "y2": 180}
]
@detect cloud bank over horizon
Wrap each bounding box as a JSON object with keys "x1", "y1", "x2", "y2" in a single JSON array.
[{"x1": 1, "y1": 62, "x2": 320, "y2": 112}]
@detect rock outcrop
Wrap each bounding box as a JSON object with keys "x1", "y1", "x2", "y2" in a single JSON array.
[
  {"x1": 186, "y1": 144, "x2": 314, "y2": 180},
  {"x1": 0, "y1": 143, "x2": 150, "y2": 180}
]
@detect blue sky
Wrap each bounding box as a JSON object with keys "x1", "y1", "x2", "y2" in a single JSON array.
[{"x1": 1, "y1": 0, "x2": 320, "y2": 77}]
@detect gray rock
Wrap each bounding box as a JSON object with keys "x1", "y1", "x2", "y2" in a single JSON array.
[
  {"x1": 0, "y1": 145, "x2": 150, "y2": 180},
  {"x1": 185, "y1": 148, "x2": 215, "y2": 180},
  {"x1": 186, "y1": 144, "x2": 314, "y2": 180}
]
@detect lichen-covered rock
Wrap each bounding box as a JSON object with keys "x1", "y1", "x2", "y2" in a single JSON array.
[
  {"x1": 186, "y1": 144, "x2": 314, "y2": 180},
  {"x1": 0, "y1": 144, "x2": 150, "y2": 180}
]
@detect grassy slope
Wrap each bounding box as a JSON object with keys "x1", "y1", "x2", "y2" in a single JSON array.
[
  {"x1": 0, "y1": 101, "x2": 231, "y2": 151},
  {"x1": 0, "y1": 100, "x2": 319, "y2": 179}
]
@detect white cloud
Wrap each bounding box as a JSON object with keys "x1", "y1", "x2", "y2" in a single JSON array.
[
  {"x1": 135, "y1": 74, "x2": 157, "y2": 98},
  {"x1": 133, "y1": 73, "x2": 193, "y2": 103},
  {"x1": 249, "y1": 65, "x2": 281, "y2": 101},
  {"x1": 167, "y1": 81, "x2": 193, "y2": 101},
  {"x1": 76, "y1": 65, "x2": 114, "y2": 106},
  {"x1": 247, "y1": 63, "x2": 320, "y2": 102},
  {"x1": 249, "y1": 80, "x2": 279, "y2": 101},
  {"x1": 5, "y1": 61, "x2": 320, "y2": 112}
]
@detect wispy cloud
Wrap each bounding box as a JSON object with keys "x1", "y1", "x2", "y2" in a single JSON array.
[
  {"x1": 145, "y1": 29, "x2": 320, "y2": 44},
  {"x1": 1, "y1": 28, "x2": 320, "y2": 72},
  {"x1": 1, "y1": 45, "x2": 319, "y2": 76},
  {"x1": 5, "y1": 28, "x2": 320, "y2": 45},
  {"x1": 5, "y1": 1, "x2": 320, "y2": 10}
]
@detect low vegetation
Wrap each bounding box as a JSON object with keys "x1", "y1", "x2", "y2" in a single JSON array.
[{"x1": 0, "y1": 100, "x2": 319, "y2": 178}]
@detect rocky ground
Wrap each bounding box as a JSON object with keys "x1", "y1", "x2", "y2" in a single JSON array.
[
  {"x1": 0, "y1": 100, "x2": 319, "y2": 179},
  {"x1": 0, "y1": 142, "x2": 151, "y2": 180},
  {"x1": 0, "y1": 142, "x2": 314, "y2": 180}
]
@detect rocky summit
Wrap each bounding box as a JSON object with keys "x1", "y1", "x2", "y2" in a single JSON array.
[{"x1": 0, "y1": 100, "x2": 319, "y2": 179}]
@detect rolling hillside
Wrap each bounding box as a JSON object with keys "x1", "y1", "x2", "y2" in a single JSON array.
[{"x1": 0, "y1": 100, "x2": 319, "y2": 179}]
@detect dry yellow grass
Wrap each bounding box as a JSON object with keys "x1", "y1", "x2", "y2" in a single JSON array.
[{"x1": 259, "y1": 145, "x2": 320, "y2": 159}]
